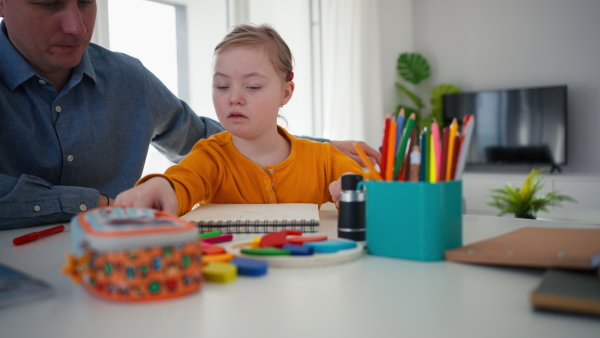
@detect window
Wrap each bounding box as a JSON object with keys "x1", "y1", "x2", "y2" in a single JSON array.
[
  {"x1": 104, "y1": 0, "x2": 189, "y2": 176},
  {"x1": 95, "y1": 0, "x2": 322, "y2": 175}
]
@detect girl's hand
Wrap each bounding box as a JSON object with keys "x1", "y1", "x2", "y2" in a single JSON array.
[
  {"x1": 114, "y1": 177, "x2": 178, "y2": 215},
  {"x1": 329, "y1": 172, "x2": 354, "y2": 208}
]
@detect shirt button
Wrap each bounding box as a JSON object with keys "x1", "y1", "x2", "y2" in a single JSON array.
[
  {"x1": 39, "y1": 79, "x2": 46, "y2": 85},
  {"x1": 269, "y1": 196, "x2": 274, "y2": 200},
  {"x1": 272, "y1": 183, "x2": 275, "y2": 187},
  {"x1": 80, "y1": 204, "x2": 87, "y2": 211},
  {"x1": 67, "y1": 155, "x2": 74, "y2": 162},
  {"x1": 266, "y1": 185, "x2": 271, "y2": 189},
  {"x1": 55, "y1": 106, "x2": 62, "y2": 113},
  {"x1": 268, "y1": 169, "x2": 274, "y2": 173},
  {"x1": 34, "y1": 205, "x2": 41, "y2": 212}
]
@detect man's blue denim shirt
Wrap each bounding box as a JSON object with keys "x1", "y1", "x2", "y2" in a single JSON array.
[{"x1": 0, "y1": 22, "x2": 225, "y2": 229}]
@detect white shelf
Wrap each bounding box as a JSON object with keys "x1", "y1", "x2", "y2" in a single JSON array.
[{"x1": 462, "y1": 172, "x2": 600, "y2": 216}]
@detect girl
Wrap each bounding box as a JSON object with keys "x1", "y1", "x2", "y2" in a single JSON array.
[{"x1": 115, "y1": 24, "x2": 372, "y2": 215}]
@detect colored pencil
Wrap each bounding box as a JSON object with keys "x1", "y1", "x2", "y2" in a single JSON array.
[
  {"x1": 393, "y1": 113, "x2": 416, "y2": 180},
  {"x1": 450, "y1": 131, "x2": 461, "y2": 180},
  {"x1": 445, "y1": 118, "x2": 459, "y2": 180},
  {"x1": 395, "y1": 109, "x2": 405, "y2": 154},
  {"x1": 428, "y1": 131, "x2": 437, "y2": 182},
  {"x1": 379, "y1": 113, "x2": 391, "y2": 178},
  {"x1": 354, "y1": 143, "x2": 384, "y2": 181},
  {"x1": 440, "y1": 126, "x2": 449, "y2": 181},
  {"x1": 419, "y1": 130, "x2": 426, "y2": 181},
  {"x1": 398, "y1": 128, "x2": 416, "y2": 181},
  {"x1": 431, "y1": 118, "x2": 442, "y2": 182},
  {"x1": 409, "y1": 145, "x2": 421, "y2": 182},
  {"x1": 454, "y1": 115, "x2": 475, "y2": 180},
  {"x1": 422, "y1": 127, "x2": 430, "y2": 182},
  {"x1": 385, "y1": 119, "x2": 397, "y2": 181}
]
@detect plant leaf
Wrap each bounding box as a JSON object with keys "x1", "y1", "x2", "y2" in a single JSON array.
[
  {"x1": 395, "y1": 83, "x2": 424, "y2": 109},
  {"x1": 487, "y1": 167, "x2": 577, "y2": 217},
  {"x1": 397, "y1": 53, "x2": 430, "y2": 85},
  {"x1": 430, "y1": 83, "x2": 462, "y2": 124}
]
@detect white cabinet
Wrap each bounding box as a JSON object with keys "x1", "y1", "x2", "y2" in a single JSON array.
[{"x1": 462, "y1": 172, "x2": 600, "y2": 216}]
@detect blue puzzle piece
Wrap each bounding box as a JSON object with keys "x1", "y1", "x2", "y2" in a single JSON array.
[
  {"x1": 230, "y1": 257, "x2": 268, "y2": 276},
  {"x1": 304, "y1": 240, "x2": 357, "y2": 254},
  {"x1": 282, "y1": 244, "x2": 314, "y2": 256}
]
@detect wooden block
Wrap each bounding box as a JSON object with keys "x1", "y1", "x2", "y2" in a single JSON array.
[
  {"x1": 304, "y1": 240, "x2": 357, "y2": 253},
  {"x1": 202, "y1": 245, "x2": 226, "y2": 256},
  {"x1": 282, "y1": 244, "x2": 314, "y2": 256},
  {"x1": 203, "y1": 262, "x2": 237, "y2": 283},
  {"x1": 230, "y1": 257, "x2": 268, "y2": 276},
  {"x1": 287, "y1": 235, "x2": 328, "y2": 245},
  {"x1": 203, "y1": 234, "x2": 233, "y2": 244},
  {"x1": 202, "y1": 253, "x2": 235, "y2": 265},
  {"x1": 241, "y1": 247, "x2": 291, "y2": 256},
  {"x1": 259, "y1": 232, "x2": 288, "y2": 248}
]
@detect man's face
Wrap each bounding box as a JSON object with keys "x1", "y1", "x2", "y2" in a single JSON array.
[{"x1": 0, "y1": 0, "x2": 96, "y2": 78}]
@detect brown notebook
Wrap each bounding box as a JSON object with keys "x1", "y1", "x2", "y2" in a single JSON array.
[
  {"x1": 445, "y1": 227, "x2": 600, "y2": 269},
  {"x1": 531, "y1": 269, "x2": 600, "y2": 316}
]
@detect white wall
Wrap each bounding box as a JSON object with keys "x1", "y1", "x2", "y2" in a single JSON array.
[
  {"x1": 377, "y1": 0, "x2": 600, "y2": 174},
  {"x1": 372, "y1": 0, "x2": 414, "y2": 148}
]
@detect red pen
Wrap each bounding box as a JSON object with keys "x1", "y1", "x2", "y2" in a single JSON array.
[{"x1": 13, "y1": 225, "x2": 65, "y2": 246}]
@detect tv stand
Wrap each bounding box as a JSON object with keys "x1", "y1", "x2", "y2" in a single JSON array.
[{"x1": 549, "y1": 164, "x2": 562, "y2": 174}]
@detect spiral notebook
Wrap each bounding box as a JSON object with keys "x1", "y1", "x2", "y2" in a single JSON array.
[{"x1": 180, "y1": 203, "x2": 320, "y2": 233}]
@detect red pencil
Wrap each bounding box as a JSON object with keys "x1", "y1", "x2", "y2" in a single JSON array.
[
  {"x1": 13, "y1": 225, "x2": 65, "y2": 246},
  {"x1": 379, "y1": 114, "x2": 391, "y2": 178}
]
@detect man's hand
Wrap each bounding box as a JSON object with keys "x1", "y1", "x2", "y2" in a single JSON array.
[
  {"x1": 97, "y1": 194, "x2": 114, "y2": 207},
  {"x1": 114, "y1": 177, "x2": 178, "y2": 215},
  {"x1": 330, "y1": 140, "x2": 381, "y2": 167}
]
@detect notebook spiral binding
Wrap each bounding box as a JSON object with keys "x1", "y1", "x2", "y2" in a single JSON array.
[{"x1": 195, "y1": 219, "x2": 319, "y2": 234}]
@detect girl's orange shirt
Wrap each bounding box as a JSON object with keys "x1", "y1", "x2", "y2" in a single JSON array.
[{"x1": 139, "y1": 127, "x2": 367, "y2": 216}]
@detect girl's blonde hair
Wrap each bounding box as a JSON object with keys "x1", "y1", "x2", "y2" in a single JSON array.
[{"x1": 214, "y1": 24, "x2": 293, "y2": 82}]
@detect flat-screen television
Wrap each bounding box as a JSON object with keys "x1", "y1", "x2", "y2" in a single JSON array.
[{"x1": 442, "y1": 85, "x2": 567, "y2": 171}]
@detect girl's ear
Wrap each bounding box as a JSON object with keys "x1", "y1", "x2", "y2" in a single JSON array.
[{"x1": 281, "y1": 80, "x2": 295, "y2": 105}]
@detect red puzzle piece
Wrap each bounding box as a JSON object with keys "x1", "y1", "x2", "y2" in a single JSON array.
[{"x1": 287, "y1": 236, "x2": 328, "y2": 245}]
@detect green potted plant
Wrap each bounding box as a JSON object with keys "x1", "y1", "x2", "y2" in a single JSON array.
[
  {"x1": 395, "y1": 52, "x2": 462, "y2": 129},
  {"x1": 486, "y1": 168, "x2": 576, "y2": 219}
]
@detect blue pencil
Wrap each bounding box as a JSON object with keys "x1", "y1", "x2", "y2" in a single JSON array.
[
  {"x1": 419, "y1": 129, "x2": 427, "y2": 181},
  {"x1": 395, "y1": 109, "x2": 406, "y2": 154}
]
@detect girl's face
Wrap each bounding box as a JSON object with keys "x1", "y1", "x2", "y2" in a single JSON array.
[{"x1": 212, "y1": 46, "x2": 293, "y2": 141}]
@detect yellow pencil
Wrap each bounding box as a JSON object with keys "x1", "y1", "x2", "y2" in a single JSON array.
[
  {"x1": 353, "y1": 143, "x2": 383, "y2": 181},
  {"x1": 445, "y1": 118, "x2": 459, "y2": 180},
  {"x1": 429, "y1": 131, "x2": 437, "y2": 182}
]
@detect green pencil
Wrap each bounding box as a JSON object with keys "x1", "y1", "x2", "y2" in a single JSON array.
[{"x1": 393, "y1": 113, "x2": 416, "y2": 179}]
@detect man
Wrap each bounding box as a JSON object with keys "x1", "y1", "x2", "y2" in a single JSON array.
[{"x1": 0, "y1": 0, "x2": 380, "y2": 229}]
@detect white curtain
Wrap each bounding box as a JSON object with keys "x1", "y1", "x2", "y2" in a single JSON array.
[{"x1": 321, "y1": 0, "x2": 383, "y2": 142}]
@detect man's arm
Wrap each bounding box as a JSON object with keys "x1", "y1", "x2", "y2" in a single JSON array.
[
  {"x1": 330, "y1": 140, "x2": 381, "y2": 167},
  {"x1": 0, "y1": 174, "x2": 102, "y2": 230},
  {"x1": 295, "y1": 135, "x2": 381, "y2": 168}
]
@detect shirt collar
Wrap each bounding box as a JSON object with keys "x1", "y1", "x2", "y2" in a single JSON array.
[{"x1": 0, "y1": 21, "x2": 97, "y2": 91}]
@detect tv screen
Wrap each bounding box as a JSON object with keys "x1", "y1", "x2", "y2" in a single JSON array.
[{"x1": 442, "y1": 85, "x2": 567, "y2": 170}]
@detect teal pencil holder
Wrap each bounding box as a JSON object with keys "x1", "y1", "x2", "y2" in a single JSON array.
[{"x1": 359, "y1": 180, "x2": 462, "y2": 261}]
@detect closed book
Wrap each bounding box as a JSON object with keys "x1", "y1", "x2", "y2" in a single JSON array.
[
  {"x1": 180, "y1": 203, "x2": 320, "y2": 233},
  {"x1": 445, "y1": 227, "x2": 600, "y2": 269},
  {"x1": 531, "y1": 269, "x2": 600, "y2": 316}
]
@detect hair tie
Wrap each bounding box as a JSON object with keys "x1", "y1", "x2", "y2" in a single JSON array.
[{"x1": 287, "y1": 71, "x2": 294, "y2": 81}]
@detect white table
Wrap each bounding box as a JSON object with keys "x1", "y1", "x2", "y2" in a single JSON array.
[{"x1": 1, "y1": 212, "x2": 599, "y2": 338}]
